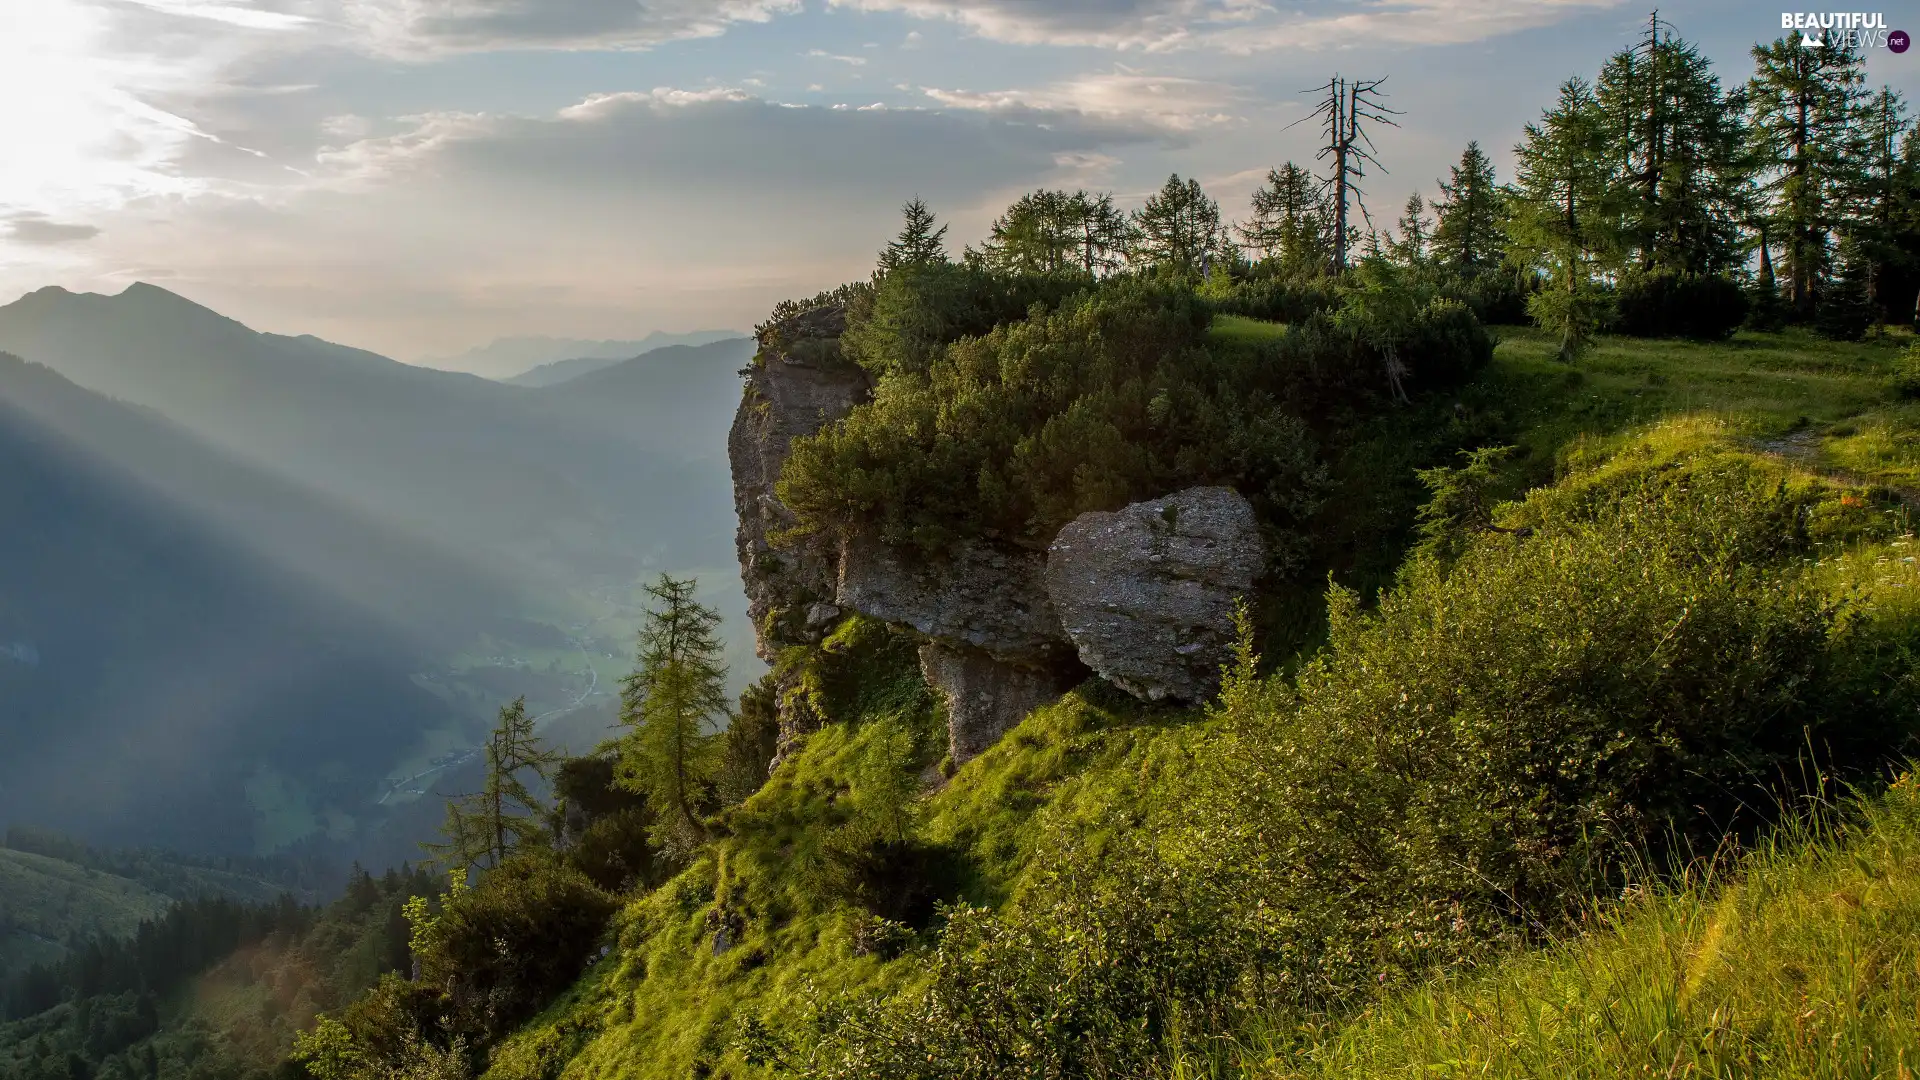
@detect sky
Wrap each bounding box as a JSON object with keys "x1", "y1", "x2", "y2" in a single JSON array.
[{"x1": 1, "y1": 0, "x2": 1917, "y2": 367}]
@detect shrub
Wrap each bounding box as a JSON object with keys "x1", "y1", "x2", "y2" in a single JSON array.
[
  {"x1": 1615, "y1": 270, "x2": 1749, "y2": 341},
  {"x1": 778, "y1": 277, "x2": 1490, "y2": 560},
  {"x1": 840, "y1": 264, "x2": 1090, "y2": 377},
  {"x1": 1893, "y1": 343, "x2": 1920, "y2": 399},
  {"x1": 1193, "y1": 450, "x2": 1919, "y2": 1009},
  {"x1": 1207, "y1": 275, "x2": 1340, "y2": 324},
  {"x1": 413, "y1": 856, "x2": 617, "y2": 1039},
  {"x1": 786, "y1": 836, "x2": 1243, "y2": 1080}
]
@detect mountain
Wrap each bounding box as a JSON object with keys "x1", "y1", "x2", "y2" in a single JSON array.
[
  {"x1": 0, "y1": 284, "x2": 738, "y2": 596},
  {"x1": 426, "y1": 331, "x2": 746, "y2": 381},
  {"x1": 502, "y1": 335, "x2": 750, "y2": 388},
  {"x1": 0, "y1": 354, "x2": 465, "y2": 855}
]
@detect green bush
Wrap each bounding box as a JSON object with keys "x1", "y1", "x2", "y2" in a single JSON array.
[
  {"x1": 784, "y1": 836, "x2": 1243, "y2": 1080},
  {"x1": 1194, "y1": 450, "x2": 1918, "y2": 1008},
  {"x1": 780, "y1": 277, "x2": 1490, "y2": 560},
  {"x1": 1207, "y1": 274, "x2": 1341, "y2": 324},
  {"x1": 1615, "y1": 270, "x2": 1749, "y2": 341},
  {"x1": 839, "y1": 263, "x2": 1090, "y2": 378},
  {"x1": 414, "y1": 856, "x2": 617, "y2": 1039}
]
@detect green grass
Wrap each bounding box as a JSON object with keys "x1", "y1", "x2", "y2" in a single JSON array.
[
  {"x1": 1254, "y1": 776, "x2": 1920, "y2": 1080},
  {"x1": 1207, "y1": 313, "x2": 1292, "y2": 346}
]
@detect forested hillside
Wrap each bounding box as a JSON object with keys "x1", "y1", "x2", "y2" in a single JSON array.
[{"x1": 9, "y1": 17, "x2": 1920, "y2": 1080}]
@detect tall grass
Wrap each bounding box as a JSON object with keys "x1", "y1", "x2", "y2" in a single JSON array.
[{"x1": 1259, "y1": 774, "x2": 1920, "y2": 1079}]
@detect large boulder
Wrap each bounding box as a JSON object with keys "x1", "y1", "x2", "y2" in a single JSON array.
[
  {"x1": 1045, "y1": 486, "x2": 1263, "y2": 703},
  {"x1": 728, "y1": 306, "x2": 869, "y2": 663},
  {"x1": 918, "y1": 642, "x2": 1076, "y2": 765}
]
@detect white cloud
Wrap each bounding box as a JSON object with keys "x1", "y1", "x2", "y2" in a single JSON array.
[
  {"x1": 807, "y1": 48, "x2": 869, "y2": 65},
  {"x1": 829, "y1": 0, "x2": 1624, "y2": 51},
  {"x1": 924, "y1": 72, "x2": 1241, "y2": 133},
  {"x1": 335, "y1": 0, "x2": 802, "y2": 55}
]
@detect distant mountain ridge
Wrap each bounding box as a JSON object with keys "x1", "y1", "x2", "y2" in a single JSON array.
[
  {"x1": 426, "y1": 330, "x2": 746, "y2": 381},
  {"x1": 0, "y1": 284, "x2": 758, "y2": 859}
]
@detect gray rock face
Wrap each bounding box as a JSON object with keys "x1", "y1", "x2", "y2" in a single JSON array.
[
  {"x1": 836, "y1": 534, "x2": 1072, "y2": 665},
  {"x1": 727, "y1": 307, "x2": 869, "y2": 664},
  {"x1": 729, "y1": 305, "x2": 869, "y2": 763},
  {"x1": 918, "y1": 642, "x2": 1076, "y2": 765},
  {"x1": 1045, "y1": 486, "x2": 1263, "y2": 703}
]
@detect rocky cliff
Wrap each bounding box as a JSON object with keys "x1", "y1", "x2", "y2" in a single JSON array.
[{"x1": 729, "y1": 305, "x2": 1264, "y2": 765}]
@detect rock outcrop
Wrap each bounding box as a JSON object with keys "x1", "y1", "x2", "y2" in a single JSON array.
[
  {"x1": 835, "y1": 535, "x2": 1071, "y2": 664},
  {"x1": 728, "y1": 302, "x2": 1265, "y2": 764},
  {"x1": 728, "y1": 305, "x2": 868, "y2": 663},
  {"x1": 836, "y1": 534, "x2": 1081, "y2": 765},
  {"x1": 1045, "y1": 486, "x2": 1263, "y2": 703},
  {"x1": 918, "y1": 642, "x2": 1076, "y2": 764},
  {"x1": 729, "y1": 305, "x2": 869, "y2": 761}
]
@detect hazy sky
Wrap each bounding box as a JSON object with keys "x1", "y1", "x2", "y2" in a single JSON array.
[{"x1": 1, "y1": 0, "x2": 1916, "y2": 366}]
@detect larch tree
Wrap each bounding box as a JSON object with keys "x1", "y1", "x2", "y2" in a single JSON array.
[
  {"x1": 1595, "y1": 14, "x2": 1750, "y2": 273},
  {"x1": 1747, "y1": 35, "x2": 1867, "y2": 317},
  {"x1": 1130, "y1": 174, "x2": 1231, "y2": 276},
  {"x1": 976, "y1": 190, "x2": 1130, "y2": 276},
  {"x1": 1238, "y1": 163, "x2": 1332, "y2": 275},
  {"x1": 1431, "y1": 141, "x2": 1507, "y2": 273},
  {"x1": 423, "y1": 698, "x2": 560, "y2": 873},
  {"x1": 1512, "y1": 76, "x2": 1624, "y2": 360},
  {"x1": 1387, "y1": 192, "x2": 1432, "y2": 267},
  {"x1": 616, "y1": 574, "x2": 728, "y2": 854}
]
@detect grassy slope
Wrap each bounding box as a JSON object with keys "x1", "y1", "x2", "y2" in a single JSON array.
[
  {"x1": 0, "y1": 849, "x2": 172, "y2": 979},
  {"x1": 1264, "y1": 777, "x2": 1920, "y2": 1079},
  {"x1": 484, "y1": 325, "x2": 1919, "y2": 1080}
]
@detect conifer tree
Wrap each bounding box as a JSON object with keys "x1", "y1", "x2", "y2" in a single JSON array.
[
  {"x1": 616, "y1": 574, "x2": 728, "y2": 853},
  {"x1": 877, "y1": 198, "x2": 950, "y2": 272},
  {"x1": 1596, "y1": 14, "x2": 1750, "y2": 273},
  {"x1": 1387, "y1": 192, "x2": 1432, "y2": 266},
  {"x1": 1238, "y1": 163, "x2": 1332, "y2": 275},
  {"x1": 1130, "y1": 174, "x2": 1231, "y2": 276},
  {"x1": 1431, "y1": 142, "x2": 1506, "y2": 273},
  {"x1": 1847, "y1": 87, "x2": 1918, "y2": 315},
  {"x1": 1748, "y1": 35, "x2": 1868, "y2": 316},
  {"x1": 1512, "y1": 77, "x2": 1624, "y2": 360},
  {"x1": 423, "y1": 698, "x2": 559, "y2": 872},
  {"x1": 975, "y1": 190, "x2": 1129, "y2": 276}
]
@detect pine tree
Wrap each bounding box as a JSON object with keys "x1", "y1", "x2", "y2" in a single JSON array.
[
  {"x1": 1238, "y1": 163, "x2": 1332, "y2": 275},
  {"x1": 877, "y1": 198, "x2": 950, "y2": 272},
  {"x1": 1595, "y1": 14, "x2": 1750, "y2": 273},
  {"x1": 422, "y1": 698, "x2": 559, "y2": 872},
  {"x1": 616, "y1": 574, "x2": 728, "y2": 853},
  {"x1": 1512, "y1": 77, "x2": 1624, "y2": 360},
  {"x1": 1387, "y1": 192, "x2": 1432, "y2": 267},
  {"x1": 1748, "y1": 34, "x2": 1868, "y2": 317},
  {"x1": 1129, "y1": 174, "x2": 1230, "y2": 276},
  {"x1": 1431, "y1": 141, "x2": 1506, "y2": 273}
]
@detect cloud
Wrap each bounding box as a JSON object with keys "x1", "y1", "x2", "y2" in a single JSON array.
[
  {"x1": 335, "y1": 0, "x2": 802, "y2": 54},
  {"x1": 4, "y1": 214, "x2": 102, "y2": 245},
  {"x1": 827, "y1": 0, "x2": 1624, "y2": 51},
  {"x1": 826, "y1": 0, "x2": 1264, "y2": 49},
  {"x1": 24, "y1": 87, "x2": 1165, "y2": 356},
  {"x1": 923, "y1": 72, "x2": 1241, "y2": 133},
  {"x1": 807, "y1": 49, "x2": 869, "y2": 65}
]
